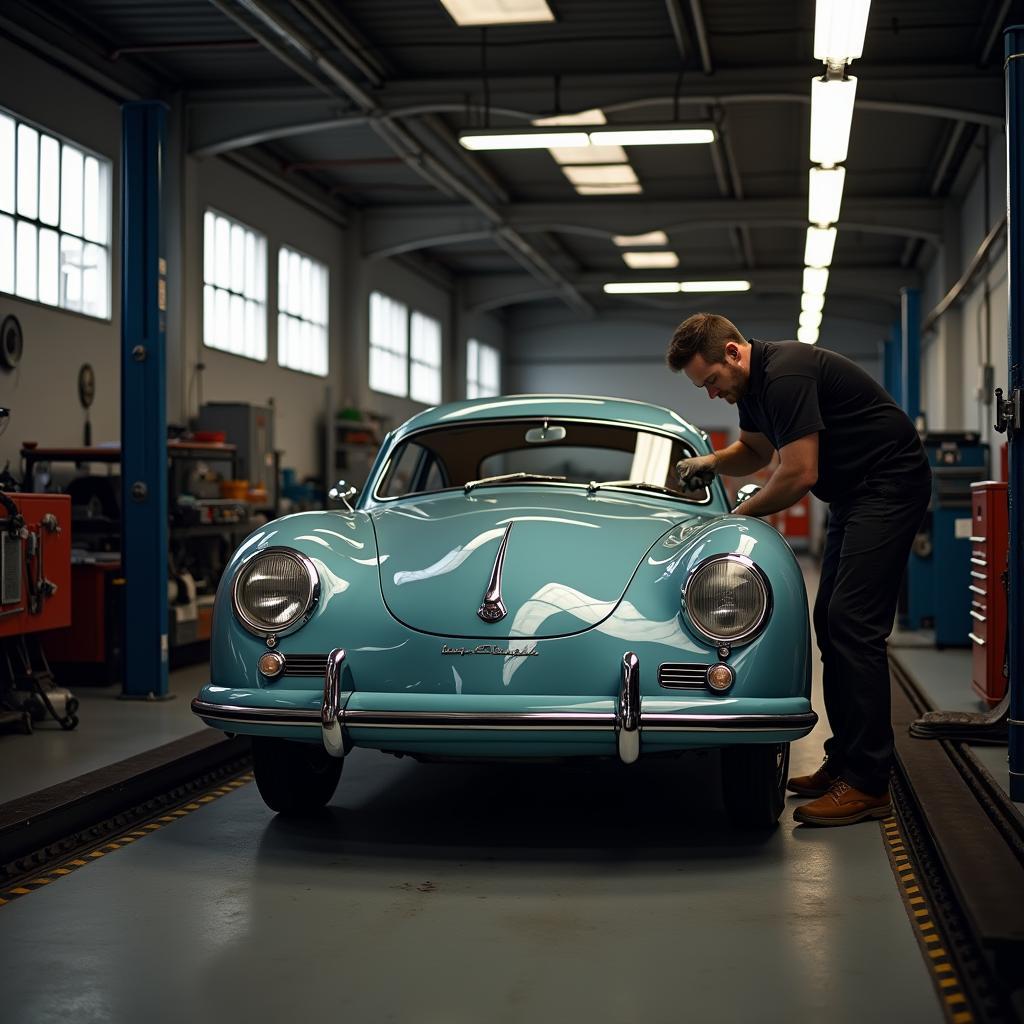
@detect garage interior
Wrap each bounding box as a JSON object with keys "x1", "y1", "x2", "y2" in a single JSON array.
[{"x1": 1, "y1": 0, "x2": 1023, "y2": 1020}]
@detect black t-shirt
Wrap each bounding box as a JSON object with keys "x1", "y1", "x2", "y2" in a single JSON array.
[{"x1": 736, "y1": 339, "x2": 928, "y2": 503}]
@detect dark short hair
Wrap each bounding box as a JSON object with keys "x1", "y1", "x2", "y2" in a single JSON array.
[{"x1": 666, "y1": 313, "x2": 747, "y2": 372}]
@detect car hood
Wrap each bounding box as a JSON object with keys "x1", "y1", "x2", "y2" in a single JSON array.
[{"x1": 370, "y1": 487, "x2": 705, "y2": 639}]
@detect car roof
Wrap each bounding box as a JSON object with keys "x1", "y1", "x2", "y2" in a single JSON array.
[{"x1": 392, "y1": 395, "x2": 709, "y2": 447}]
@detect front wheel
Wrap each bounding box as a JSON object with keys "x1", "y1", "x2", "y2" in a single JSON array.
[
  {"x1": 252, "y1": 737, "x2": 343, "y2": 816},
  {"x1": 720, "y1": 742, "x2": 789, "y2": 829}
]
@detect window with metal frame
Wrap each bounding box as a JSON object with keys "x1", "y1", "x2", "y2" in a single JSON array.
[
  {"x1": 369, "y1": 290, "x2": 409, "y2": 397},
  {"x1": 467, "y1": 338, "x2": 501, "y2": 398},
  {"x1": 410, "y1": 310, "x2": 442, "y2": 405},
  {"x1": 0, "y1": 107, "x2": 112, "y2": 318},
  {"x1": 277, "y1": 246, "x2": 329, "y2": 377},
  {"x1": 203, "y1": 208, "x2": 267, "y2": 361}
]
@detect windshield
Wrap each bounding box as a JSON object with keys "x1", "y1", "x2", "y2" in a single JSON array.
[{"x1": 373, "y1": 419, "x2": 711, "y2": 503}]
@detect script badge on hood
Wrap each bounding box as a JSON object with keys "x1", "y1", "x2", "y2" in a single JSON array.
[{"x1": 441, "y1": 643, "x2": 539, "y2": 658}]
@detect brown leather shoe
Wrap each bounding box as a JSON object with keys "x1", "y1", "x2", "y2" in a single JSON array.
[
  {"x1": 786, "y1": 758, "x2": 837, "y2": 797},
  {"x1": 793, "y1": 779, "x2": 892, "y2": 827}
]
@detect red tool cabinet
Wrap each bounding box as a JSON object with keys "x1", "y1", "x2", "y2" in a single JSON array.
[{"x1": 968, "y1": 481, "x2": 1009, "y2": 707}]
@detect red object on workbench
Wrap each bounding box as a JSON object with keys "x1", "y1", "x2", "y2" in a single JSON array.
[
  {"x1": 0, "y1": 493, "x2": 72, "y2": 638},
  {"x1": 968, "y1": 481, "x2": 1009, "y2": 707}
]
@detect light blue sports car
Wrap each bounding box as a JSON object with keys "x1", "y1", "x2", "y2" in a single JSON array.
[{"x1": 192, "y1": 396, "x2": 815, "y2": 827}]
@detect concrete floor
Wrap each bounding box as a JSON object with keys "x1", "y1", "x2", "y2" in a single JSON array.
[
  {"x1": 0, "y1": 663, "x2": 206, "y2": 803},
  {"x1": 0, "y1": 564, "x2": 945, "y2": 1024}
]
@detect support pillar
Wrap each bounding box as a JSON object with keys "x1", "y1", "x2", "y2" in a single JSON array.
[
  {"x1": 900, "y1": 287, "x2": 922, "y2": 427},
  {"x1": 1005, "y1": 26, "x2": 1024, "y2": 801},
  {"x1": 120, "y1": 102, "x2": 170, "y2": 699},
  {"x1": 884, "y1": 321, "x2": 901, "y2": 402}
]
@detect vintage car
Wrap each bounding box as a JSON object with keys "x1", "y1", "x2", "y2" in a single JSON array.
[{"x1": 192, "y1": 395, "x2": 815, "y2": 827}]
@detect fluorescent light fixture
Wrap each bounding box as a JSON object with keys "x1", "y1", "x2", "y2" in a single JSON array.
[
  {"x1": 804, "y1": 226, "x2": 837, "y2": 268},
  {"x1": 459, "y1": 123, "x2": 714, "y2": 152},
  {"x1": 679, "y1": 280, "x2": 751, "y2": 293},
  {"x1": 803, "y1": 267, "x2": 829, "y2": 295},
  {"x1": 562, "y1": 164, "x2": 638, "y2": 187},
  {"x1": 604, "y1": 281, "x2": 680, "y2": 294},
  {"x1": 622, "y1": 251, "x2": 679, "y2": 269},
  {"x1": 613, "y1": 231, "x2": 669, "y2": 246},
  {"x1": 809, "y1": 165, "x2": 846, "y2": 225},
  {"x1": 797, "y1": 325, "x2": 820, "y2": 345},
  {"x1": 461, "y1": 131, "x2": 589, "y2": 151},
  {"x1": 590, "y1": 127, "x2": 715, "y2": 146},
  {"x1": 809, "y1": 75, "x2": 857, "y2": 166},
  {"x1": 440, "y1": 0, "x2": 554, "y2": 26},
  {"x1": 799, "y1": 309, "x2": 823, "y2": 330},
  {"x1": 801, "y1": 292, "x2": 825, "y2": 314},
  {"x1": 576, "y1": 184, "x2": 643, "y2": 195},
  {"x1": 814, "y1": 0, "x2": 871, "y2": 64}
]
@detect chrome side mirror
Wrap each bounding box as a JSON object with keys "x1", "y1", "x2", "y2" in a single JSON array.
[
  {"x1": 732, "y1": 483, "x2": 761, "y2": 511},
  {"x1": 328, "y1": 480, "x2": 358, "y2": 512}
]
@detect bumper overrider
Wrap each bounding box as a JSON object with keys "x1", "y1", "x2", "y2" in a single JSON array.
[{"x1": 191, "y1": 648, "x2": 818, "y2": 764}]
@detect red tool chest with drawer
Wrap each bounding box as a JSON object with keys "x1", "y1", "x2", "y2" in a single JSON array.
[{"x1": 968, "y1": 481, "x2": 1008, "y2": 706}]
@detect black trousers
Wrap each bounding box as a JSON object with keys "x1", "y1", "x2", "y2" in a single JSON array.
[{"x1": 813, "y1": 468, "x2": 931, "y2": 795}]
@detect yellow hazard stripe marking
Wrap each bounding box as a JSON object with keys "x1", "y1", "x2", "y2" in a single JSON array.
[
  {"x1": 2, "y1": 771, "x2": 254, "y2": 908},
  {"x1": 880, "y1": 815, "x2": 974, "y2": 1023}
]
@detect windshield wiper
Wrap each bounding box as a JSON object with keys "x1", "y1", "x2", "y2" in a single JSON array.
[
  {"x1": 464, "y1": 472, "x2": 568, "y2": 493},
  {"x1": 587, "y1": 479, "x2": 681, "y2": 496}
]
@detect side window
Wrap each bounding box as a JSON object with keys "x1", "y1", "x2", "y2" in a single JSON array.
[{"x1": 377, "y1": 443, "x2": 448, "y2": 498}]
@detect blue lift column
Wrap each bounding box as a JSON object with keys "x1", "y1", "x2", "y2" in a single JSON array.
[
  {"x1": 120, "y1": 102, "x2": 170, "y2": 700},
  {"x1": 900, "y1": 287, "x2": 921, "y2": 426},
  {"x1": 1004, "y1": 27, "x2": 1024, "y2": 801},
  {"x1": 884, "y1": 321, "x2": 902, "y2": 402}
]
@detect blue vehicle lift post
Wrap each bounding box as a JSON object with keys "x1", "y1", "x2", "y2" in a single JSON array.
[
  {"x1": 884, "y1": 321, "x2": 902, "y2": 402},
  {"x1": 900, "y1": 288, "x2": 921, "y2": 426},
  {"x1": 120, "y1": 102, "x2": 170, "y2": 700},
  {"x1": 1004, "y1": 27, "x2": 1024, "y2": 801}
]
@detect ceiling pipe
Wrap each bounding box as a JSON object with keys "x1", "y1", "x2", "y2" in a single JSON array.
[
  {"x1": 687, "y1": 0, "x2": 714, "y2": 75},
  {"x1": 211, "y1": 0, "x2": 590, "y2": 314}
]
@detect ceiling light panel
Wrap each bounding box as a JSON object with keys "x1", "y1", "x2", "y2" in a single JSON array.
[
  {"x1": 622, "y1": 251, "x2": 679, "y2": 269},
  {"x1": 613, "y1": 231, "x2": 669, "y2": 247},
  {"x1": 809, "y1": 76, "x2": 858, "y2": 166},
  {"x1": 604, "y1": 281, "x2": 680, "y2": 294},
  {"x1": 550, "y1": 144, "x2": 628, "y2": 165},
  {"x1": 575, "y1": 184, "x2": 643, "y2": 195},
  {"x1": 799, "y1": 309, "x2": 823, "y2": 330},
  {"x1": 589, "y1": 127, "x2": 716, "y2": 146},
  {"x1": 562, "y1": 165, "x2": 639, "y2": 186},
  {"x1": 801, "y1": 292, "x2": 825, "y2": 314},
  {"x1": 809, "y1": 165, "x2": 846, "y2": 225},
  {"x1": 814, "y1": 0, "x2": 871, "y2": 64},
  {"x1": 533, "y1": 109, "x2": 606, "y2": 126},
  {"x1": 803, "y1": 267, "x2": 829, "y2": 295},
  {"x1": 440, "y1": 0, "x2": 555, "y2": 26},
  {"x1": 797, "y1": 325, "x2": 820, "y2": 344},
  {"x1": 804, "y1": 226, "x2": 837, "y2": 268}
]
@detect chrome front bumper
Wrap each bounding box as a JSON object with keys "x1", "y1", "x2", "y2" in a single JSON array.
[{"x1": 192, "y1": 647, "x2": 817, "y2": 764}]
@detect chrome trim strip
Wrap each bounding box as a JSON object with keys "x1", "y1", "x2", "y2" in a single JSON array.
[
  {"x1": 321, "y1": 648, "x2": 347, "y2": 757},
  {"x1": 191, "y1": 697, "x2": 320, "y2": 725},
  {"x1": 617, "y1": 651, "x2": 640, "y2": 763},
  {"x1": 969, "y1": 632, "x2": 986, "y2": 647},
  {"x1": 343, "y1": 710, "x2": 616, "y2": 731},
  {"x1": 642, "y1": 711, "x2": 818, "y2": 733},
  {"x1": 681, "y1": 552, "x2": 773, "y2": 647},
  {"x1": 478, "y1": 522, "x2": 513, "y2": 623},
  {"x1": 231, "y1": 547, "x2": 321, "y2": 640}
]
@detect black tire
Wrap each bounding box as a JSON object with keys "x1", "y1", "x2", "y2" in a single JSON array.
[
  {"x1": 252, "y1": 737, "x2": 343, "y2": 816},
  {"x1": 721, "y1": 742, "x2": 790, "y2": 829}
]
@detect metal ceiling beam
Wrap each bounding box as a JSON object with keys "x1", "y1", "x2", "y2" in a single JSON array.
[
  {"x1": 206, "y1": 0, "x2": 591, "y2": 314},
  {"x1": 361, "y1": 197, "x2": 945, "y2": 259},
  {"x1": 664, "y1": 0, "x2": 689, "y2": 64},
  {"x1": 463, "y1": 266, "x2": 921, "y2": 312},
  {"x1": 687, "y1": 0, "x2": 713, "y2": 75}
]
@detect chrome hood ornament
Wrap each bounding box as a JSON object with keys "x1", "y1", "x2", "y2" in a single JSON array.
[{"x1": 478, "y1": 522, "x2": 513, "y2": 623}]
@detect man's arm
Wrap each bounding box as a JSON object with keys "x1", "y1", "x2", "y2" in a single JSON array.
[
  {"x1": 716, "y1": 430, "x2": 774, "y2": 476},
  {"x1": 735, "y1": 433, "x2": 819, "y2": 518}
]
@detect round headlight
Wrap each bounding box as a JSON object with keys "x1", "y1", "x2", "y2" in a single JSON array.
[
  {"x1": 683, "y1": 555, "x2": 771, "y2": 645},
  {"x1": 232, "y1": 547, "x2": 319, "y2": 637}
]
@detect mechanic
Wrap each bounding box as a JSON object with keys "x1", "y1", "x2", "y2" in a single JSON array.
[{"x1": 666, "y1": 312, "x2": 931, "y2": 827}]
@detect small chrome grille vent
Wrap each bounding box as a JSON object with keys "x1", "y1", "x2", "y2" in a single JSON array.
[
  {"x1": 282, "y1": 654, "x2": 328, "y2": 677},
  {"x1": 658, "y1": 663, "x2": 707, "y2": 689}
]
